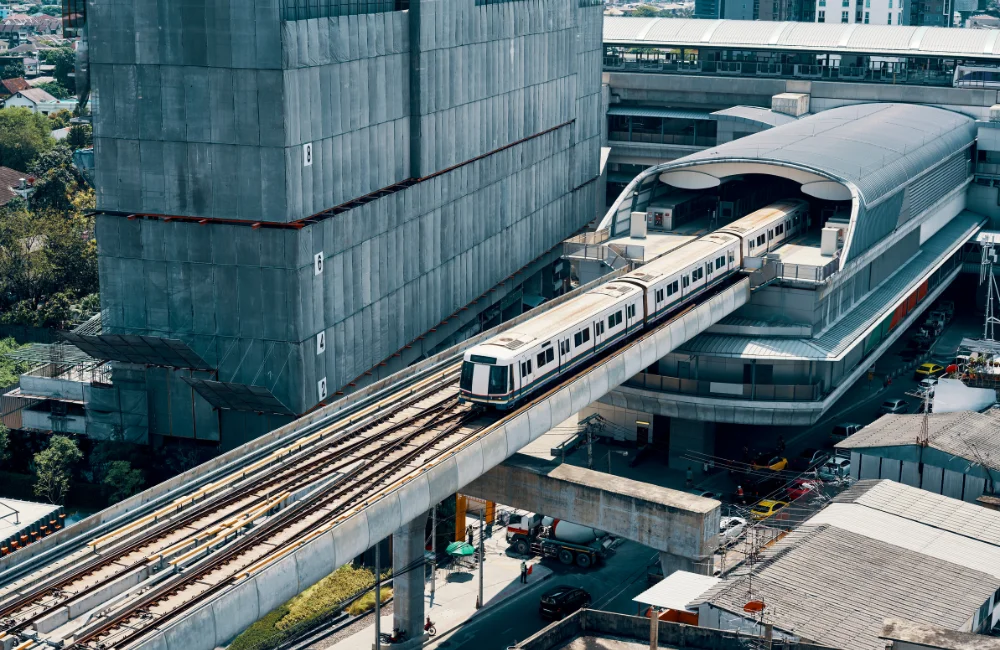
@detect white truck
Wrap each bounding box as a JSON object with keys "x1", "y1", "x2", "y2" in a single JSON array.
[{"x1": 505, "y1": 513, "x2": 613, "y2": 569}]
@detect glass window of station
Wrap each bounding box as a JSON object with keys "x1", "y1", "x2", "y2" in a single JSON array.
[{"x1": 603, "y1": 44, "x2": 1000, "y2": 89}]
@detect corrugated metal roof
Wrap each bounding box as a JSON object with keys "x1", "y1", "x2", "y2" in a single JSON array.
[
  {"x1": 678, "y1": 211, "x2": 983, "y2": 361},
  {"x1": 605, "y1": 16, "x2": 1000, "y2": 60},
  {"x1": 835, "y1": 409, "x2": 1000, "y2": 472},
  {"x1": 698, "y1": 480, "x2": 1000, "y2": 650},
  {"x1": 633, "y1": 571, "x2": 720, "y2": 612},
  {"x1": 709, "y1": 105, "x2": 800, "y2": 128},
  {"x1": 699, "y1": 523, "x2": 997, "y2": 650},
  {"x1": 607, "y1": 105, "x2": 713, "y2": 120}
]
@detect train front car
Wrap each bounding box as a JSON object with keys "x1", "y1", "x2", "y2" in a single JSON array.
[
  {"x1": 459, "y1": 283, "x2": 643, "y2": 409},
  {"x1": 717, "y1": 199, "x2": 809, "y2": 258}
]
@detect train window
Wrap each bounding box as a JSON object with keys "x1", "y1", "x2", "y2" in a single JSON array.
[
  {"x1": 546, "y1": 348, "x2": 554, "y2": 364},
  {"x1": 460, "y1": 362, "x2": 474, "y2": 391},
  {"x1": 520, "y1": 361, "x2": 529, "y2": 377},
  {"x1": 728, "y1": 251, "x2": 735, "y2": 263},
  {"x1": 716, "y1": 256, "x2": 724, "y2": 269},
  {"x1": 656, "y1": 289, "x2": 664, "y2": 302},
  {"x1": 536, "y1": 351, "x2": 546, "y2": 368},
  {"x1": 682, "y1": 275, "x2": 689, "y2": 288},
  {"x1": 488, "y1": 365, "x2": 507, "y2": 395},
  {"x1": 756, "y1": 234, "x2": 765, "y2": 246},
  {"x1": 616, "y1": 311, "x2": 623, "y2": 325},
  {"x1": 596, "y1": 321, "x2": 604, "y2": 335},
  {"x1": 607, "y1": 314, "x2": 614, "y2": 328},
  {"x1": 470, "y1": 354, "x2": 497, "y2": 364},
  {"x1": 693, "y1": 268, "x2": 703, "y2": 281},
  {"x1": 583, "y1": 329, "x2": 590, "y2": 343},
  {"x1": 775, "y1": 224, "x2": 783, "y2": 235},
  {"x1": 574, "y1": 332, "x2": 583, "y2": 347}
]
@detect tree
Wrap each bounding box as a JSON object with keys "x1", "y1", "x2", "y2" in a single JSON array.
[
  {"x1": 102, "y1": 460, "x2": 144, "y2": 504},
  {"x1": 988, "y1": 0, "x2": 1000, "y2": 17},
  {"x1": 631, "y1": 4, "x2": 661, "y2": 16},
  {"x1": 0, "y1": 424, "x2": 9, "y2": 467},
  {"x1": 66, "y1": 123, "x2": 91, "y2": 149},
  {"x1": 1, "y1": 61, "x2": 24, "y2": 80},
  {"x1": 40, "y1": 5, "x2": 61, "y2": 16},
  {"x1": 33, "y1": 435, "x2": 82, "y2": 504},
  {"x1": 43, "y1": 49, "x2": 75, "y2": 92},
  {"x1": 0, "y1": 107, "x2": 55, "y2": 170},
  {"x1": 37, "y1": 81, "x2": 70, "y2": 100},
  {"x1": 29, "y1": 143, "x2": 86, "y2": 213},
  {"x1": 0, "y1": 337, "x2": 29, "y2": 385}
]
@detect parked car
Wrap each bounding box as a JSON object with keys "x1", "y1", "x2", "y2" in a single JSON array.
[
  {"x1": 787, "y1": 478, "x2": 819, "y2": 500},
  {"x1": 789, "y1": 448, "x2": 827, "y2": 471},
  {"x1": 719, "y1": 516, "x2": 746, "y2": 547},
  {"x1": 751, "y1": 455, "x2": 788, "y2": 472},
  {"x1": 880, "y1": 398, "x2": 909, "y2": 414},
  {"x1": 831, "y1": 423, "x2": 862, "y2": 443},
  {"x1": 816, "y1": 456, "x2": 851, "y2": 481},
  {"x1": 750, "y1": 499, "x2": 788, "y2": 521},
  {"x1": 922, "y1": 320, "x2": 943, "y2": 337},
  {"x1": 914, "y1": 363, "x2": 944, "y2": 380},
  {"x1": 539, "y1": 586, "x2": 591, "y2": 620}
]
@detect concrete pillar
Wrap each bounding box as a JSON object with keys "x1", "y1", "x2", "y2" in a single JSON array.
[
  {"x1": 660, "y1": 550, "x2": 714, "y2": 578},
  {"x1": 392, "y1": 511, "x2": 429, "y2": 645},
  {"x1": 667, "y1": 418, "x2": 716, "y2": 474}
]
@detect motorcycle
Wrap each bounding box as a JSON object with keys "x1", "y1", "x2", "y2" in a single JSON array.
[{"x1": 425, "y1": 616, "x2": 437, "y2": 636}]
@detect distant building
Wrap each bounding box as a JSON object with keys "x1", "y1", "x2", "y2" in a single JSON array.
[
  {"x1": 836, "y1": 408, "x2": 1000, "y2": 502},
  {"x1": 0, "y1": 75, "x2": 28, "y2": 97},
  {"x1": 2, "y1": 87, "x2": 74, "y2": 114},
  {"x1": 693, "y1": 480, "x2": 1000, "y2": 647},
  {"x1": 0, "y1": 165, "x2": 31, "y2": 204}
]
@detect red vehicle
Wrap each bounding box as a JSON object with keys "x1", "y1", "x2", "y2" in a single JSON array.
[{"x1": 786, "y1": 478, "x2": 819, "y2": 501}]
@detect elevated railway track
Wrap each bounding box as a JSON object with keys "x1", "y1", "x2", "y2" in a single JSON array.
[{"x1": 0, "y1": 268, "x2": 750, "y2": 650}]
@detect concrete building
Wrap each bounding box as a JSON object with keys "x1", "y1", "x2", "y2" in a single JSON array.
[
  {"x1": 694, "y1": 480, "x2": 1000, "y2": 648},
  {"x1": 60, "y1": 0, "x2": 604, "y2": 447},
  {"x1": 836, "y1": 408, "x2": 1000, "y2": 502}
]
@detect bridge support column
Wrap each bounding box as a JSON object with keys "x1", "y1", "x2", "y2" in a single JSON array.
[
  {"x1": 660, "y1": 550, "x2": 713, "y2": 578},
  {"x1": 392, "y1": 511, "x2": 429, "y2": 646}
]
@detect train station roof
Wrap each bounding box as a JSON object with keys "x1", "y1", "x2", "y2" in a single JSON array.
[{"x1": 604, "y1": 17, "x2": 1000, "y2": 60}]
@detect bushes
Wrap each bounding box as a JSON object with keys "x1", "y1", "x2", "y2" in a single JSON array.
[
  {"x1": 345, "y1": 587, "x2": 392, "y2": 616},
  {"x1": 227, "y1": 605, "x2": 290, "y2": 650},
  {"x1": 227, "y1": 564, "x2": 392, "y2": 650}
]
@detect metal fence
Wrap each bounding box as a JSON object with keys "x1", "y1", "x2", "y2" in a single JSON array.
[{"x1": 777, "y1": 257, "x2": 840, "y2": 283}]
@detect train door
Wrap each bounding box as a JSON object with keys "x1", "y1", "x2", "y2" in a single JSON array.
[
  {"x1": 558, "y1": 337, "x2": 572, "y2": 370},
  {"x1": 471, "y1": 364, "x2": 491, "y2": 395}
]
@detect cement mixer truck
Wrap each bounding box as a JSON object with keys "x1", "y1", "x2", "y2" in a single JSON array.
[{"x1": 505, "y1": 513, "x2": 612, "y2": 569}]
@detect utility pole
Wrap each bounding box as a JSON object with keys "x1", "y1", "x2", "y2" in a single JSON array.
[
  {"x1": 649, "y1": 606, "x2": 659, "y2": 649},
  {"x1": 430, "y1": 504, "x2": 437, "y2": 602},
  {"x1": 375, "y1": 543, "x2": 381, "y2": 648},
  {"x1": 608, "y1": 451, "x2": 612, "y2": 474},
  {"x1": 587, "y1": 426, "x2": 593, "y2": 470},
  {"x1": 477, "y1": 509, "x2": 484, "y2": 609}
]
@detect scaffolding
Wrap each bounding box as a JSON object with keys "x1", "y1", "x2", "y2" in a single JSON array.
[{"x1": 2, "y1": 313, "x2": 110, "y2": 388}]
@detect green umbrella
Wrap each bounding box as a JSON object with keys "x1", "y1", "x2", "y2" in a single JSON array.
[{"x1": 445, "y1": 541, "x2": 476, "y2": 556}]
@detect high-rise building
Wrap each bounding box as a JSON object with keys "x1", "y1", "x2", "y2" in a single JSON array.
[{"x1": 73, "y1": 0, "x2": 603, "y2": 447}]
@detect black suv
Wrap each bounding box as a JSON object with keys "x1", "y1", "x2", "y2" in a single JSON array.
[{"x1": 539, "y1": 586, "x2": 591, "y2": 620}]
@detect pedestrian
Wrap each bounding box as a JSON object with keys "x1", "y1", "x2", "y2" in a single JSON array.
[
  {"x1": 486, "y1": 520, "x2": 493, "y2": 539},
  {"x1": 467, "y1": 525, "x2": 474, "y2": 546},
  {"x1": 520, "y1": 560, "x2": 528, "y2": 584},
  {"x1": 736, "y1": 485, "x2": 745, "y2": 505},
  {"x1": 686, "y1": 466, "x2": 693, "y2": 488}
]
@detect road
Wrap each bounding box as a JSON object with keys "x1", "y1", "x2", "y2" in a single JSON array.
[{"x1": 428, "y1": 540, "x2": 657, "y2": 650}]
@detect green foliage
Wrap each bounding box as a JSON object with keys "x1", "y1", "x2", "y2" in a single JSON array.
[
  {"x1": 989, "y1": 0, "x2": 1000, "y2": 17},
  {"x1": 228, "y1": 565, "x2": 392, "y2": 650},
  {"x1": 0, "y1": 424, "x2": 9, "y2": 466},
  {"x1": 39, "y1": 5, "x2": 61, "y2": 15},
  {"x1": 102, "y1": 460, "x2": 144, "y2": 504},
  {"x1": 25, "y1": 4, "x2": 40, "y2": 14},
  {"x1": 66, "y1": 123, "x2": 91, "y2": 149},
  {"x1": 631, "y1": 4, "x2": 660, "y2": 16},
  {"x1": 47, "y1": 109, "x2": 72, "y2": 129},
  {"x1": 0, "y1": 107, "x2": 55, "y2": 171},
  {"x1": 33, "y1": 435, "x2": 82, "y2": 504},
  {"x1": 43, "y1": 48, "x2": 75, "y2": 91},
  {"x1": 2, "y1": 61, "x2": 24, "y2": 80},
  {"x1": 345, "y1": 587, "x2": 392, "y2": 616},
  {"x1": 38, "y1": 81, "x2": 71, "y2": 100},
  {"x1": 0, "y1": 337, "x2": 28, "y2": 386}
]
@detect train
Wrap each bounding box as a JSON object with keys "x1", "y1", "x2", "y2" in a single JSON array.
[{"x1": 459, "y1": 199, "x2": 809, "y2": 408}]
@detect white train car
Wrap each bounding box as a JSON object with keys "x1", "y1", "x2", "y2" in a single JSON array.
[
  {"x1": 717, "y1": 199, "x2": 809, "y2": 258},
  {"x1": 618, "y1": 233, "x2": 740, "y2": 323},
  {"x1": 460, "y1": 282, "x2": 643, "y2": 408}
]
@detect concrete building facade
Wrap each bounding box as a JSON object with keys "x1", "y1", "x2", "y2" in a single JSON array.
[{"x1": 77, "y1": 0, "x2": 604, "y2": 446}]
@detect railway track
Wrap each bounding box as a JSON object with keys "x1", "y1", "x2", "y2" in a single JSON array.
[{"x1": 0, "y1": 369, "x2": 482, "y2": 650}]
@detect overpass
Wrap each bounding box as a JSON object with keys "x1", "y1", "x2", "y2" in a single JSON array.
[{"x1": 0, "y1": 271, "x2": 749, "y2": 650}]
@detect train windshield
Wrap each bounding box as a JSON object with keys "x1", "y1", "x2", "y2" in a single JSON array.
[
  {"x1": 488, "y1": 365, "x2": 508, "y2": 395},
  {"x1": 460, "y1": 361, "x2": 474, "y2": 391}
]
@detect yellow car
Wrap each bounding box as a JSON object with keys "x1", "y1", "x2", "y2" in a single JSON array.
[
  {"x1": 751, "y1": 455, "x2": 788, "y2": 472},
  {"x1": 750, "y1": 499, "x2": 788, "y2": 521},
  {"x1": 914, "y1": 363, "x2": 944, "y2": 380}
]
